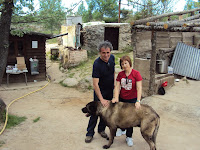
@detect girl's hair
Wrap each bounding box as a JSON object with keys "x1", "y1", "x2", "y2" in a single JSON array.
[{"x1": 120, "y1": 55, "x2": 132, "y2": 69}]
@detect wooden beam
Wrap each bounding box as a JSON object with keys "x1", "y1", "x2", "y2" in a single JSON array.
[
  {"x1": 133, "y1": 25, "x2": 200, "y2": 32},
  {"x1": 146, "y1": 16, "x2": 200, "y2": 29},
  {"x1": 132, "y1": 8, "x2": 200, "y2": 25},
  {"x1": 180, "y1": 14, "x2": 200, "y2": 21},
  {"x1": 146, "y1": 14, "x2": 200, "y2": 27},
  {"x1": 146, "y1": 22, "x2": 165, "y2": 26},
  {"x1": 183, "y1": 22, "x2": 200, "y2": 27},
  {"x1": 163, "y1": 22, "x2": 185, "y2": 29}
]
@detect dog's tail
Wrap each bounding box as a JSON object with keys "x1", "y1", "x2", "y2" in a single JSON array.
[{"x1": 152, "y1": 114, "x2": 160, "y2": 147}]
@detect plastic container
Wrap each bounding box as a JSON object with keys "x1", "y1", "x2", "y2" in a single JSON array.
[
  {"x1": 168, "y1": 66, "x2": 173, "y2": 74},
  {"x1": 30, "y1": 59, "x2": 39, "y2": 75}
]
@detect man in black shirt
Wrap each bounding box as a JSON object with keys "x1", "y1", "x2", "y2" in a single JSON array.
[{"x1": 85, "y1": 41, "x2": 115, "y2": 143}]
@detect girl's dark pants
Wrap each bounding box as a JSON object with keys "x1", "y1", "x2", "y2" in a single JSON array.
[{"x1": 119, "y1": 97, "x2": 137, "y2": 138}]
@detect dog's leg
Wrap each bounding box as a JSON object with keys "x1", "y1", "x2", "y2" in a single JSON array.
[
  {"x1": 141, "y1": 134, "x2": 156, "y2": 150},
  {"x1": 152, "y1": 117, "x2": 160, "y2": 146},
  {"x1": 140, "y1": 120, "x2": 157, "y2": 150},
  {"x1": 103, "y1": 127, "x2": 116, "y2": 149}
]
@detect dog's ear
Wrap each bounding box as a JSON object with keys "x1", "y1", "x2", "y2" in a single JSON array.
[{"x1": 89, "y1": 105, "x2": 97, "y2": 112}]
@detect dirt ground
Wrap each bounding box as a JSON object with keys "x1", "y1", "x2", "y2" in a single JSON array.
[{"x1": 0, "y1": 52, "x2": 200, "y2": 150}]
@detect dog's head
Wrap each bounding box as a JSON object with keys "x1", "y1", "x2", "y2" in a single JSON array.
[{"x1": 82, "y1": 101, "x2": 98, "y2": 117}]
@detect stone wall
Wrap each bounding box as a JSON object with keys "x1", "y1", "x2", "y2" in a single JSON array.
[
  {"x1": 134, "y1": 58, "x2": 151, "y2": 97},
  {"x1": 135, "y1": 31, "x2": 152, "y2": 55},
  {"x1": 83, "y1": 23, "x2": 131, "y2": 51},
  {"x1": 68, "y1": 50, "x2": 87, "y2": 67},
  {"x1": 60, "y1": 47, "x2": 87, "y2": 69},
  {"x1": 83, "y1": 25, "x2": 104, "y2": 51},
  {"x1": 118, "y1": 24, "x2": 132, "y2": 50}
]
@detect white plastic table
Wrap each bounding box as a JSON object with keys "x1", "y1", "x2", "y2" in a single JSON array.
[{"x1": 6, "y1": 69, "x2": 28, "y2": 86}]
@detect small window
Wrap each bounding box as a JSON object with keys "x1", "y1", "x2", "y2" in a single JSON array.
[{"x1": 32, "y1": 41, "x2": 38, "y2": 48}]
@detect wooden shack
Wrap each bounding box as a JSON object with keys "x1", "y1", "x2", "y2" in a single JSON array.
[
  {"x1": 3, "y1": 32, "x2": 52, "y2": 84},
  {"x1": 131, "y1": 8, "x2": 200, "y2": 96}
]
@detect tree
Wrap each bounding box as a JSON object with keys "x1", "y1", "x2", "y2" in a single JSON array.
[
  {"x1": 119, "y1": 8, "x2": 134, "y2": 23},
  {"x1": 0, "y1": 0, "x2": 37, "y2": 85},
  {"x1": 38, "y1": 0, "x2": 66, "y2": 34},
  {"x1": 184, "y1": 0, "x2": 200, "y2": 10},
  {"x1": 126, "y1": 0, "x2": 175, "y2": 18},
  {"x1": 0, "y1": 0, "x2": 14, "y2": 85},
  {"x1": 79, "y1": 0, "x2": 118, "y2": 22},
  {"x1": 76, "y1": 2, "x2": 88, "y2": 22}
]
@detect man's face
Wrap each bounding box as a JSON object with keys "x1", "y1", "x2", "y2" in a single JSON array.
[{"x1": 99, "y1": 47, "x2": 111, "y2": 63}]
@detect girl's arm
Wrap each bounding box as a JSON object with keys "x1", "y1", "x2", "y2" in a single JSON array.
[
  {"x1": 112, "y1": 81, "x2": 121, "y2": 103},
  {"x1": 135, "y1": 80, "x2": 142, "y2": 109}
]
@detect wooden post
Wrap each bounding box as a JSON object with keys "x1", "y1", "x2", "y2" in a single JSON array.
[
  {"x1": 131, "y1": 28, "x2": 137, "y2": 67},
  {"x1": 149, "y1": 28, "x2": 156, "y2": 96},
  {"x1": 179, "y1": 15, "x2": 183, "y2": 20},
  {"x1": 118, "y1": 0, "x2": 121, "y2": 23}
]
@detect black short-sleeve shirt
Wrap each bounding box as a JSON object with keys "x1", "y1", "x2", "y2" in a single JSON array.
[{"x1": 92, "y1": 54, "x2": 115, "y2": 99}]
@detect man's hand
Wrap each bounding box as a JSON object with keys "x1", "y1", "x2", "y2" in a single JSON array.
[{"x1": 101, "y1": 99, "x2": 109, "y2": 107}]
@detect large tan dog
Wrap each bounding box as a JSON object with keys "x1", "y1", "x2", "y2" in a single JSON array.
[{"x1": 82, "y1": 101, "x2": 160, "y2": 150}]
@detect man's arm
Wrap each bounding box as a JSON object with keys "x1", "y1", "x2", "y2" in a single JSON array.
[{"x1": 93, "y1": 78, "x2": 109, "y2": 107}]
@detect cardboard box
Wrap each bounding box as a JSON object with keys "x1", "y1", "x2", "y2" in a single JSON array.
[
  {"x1": 16, "y1": 57, "x2": 26, "y2": 70},
  {"x1": 17, "y1": 64, "x2": 26, "y2": 70}
]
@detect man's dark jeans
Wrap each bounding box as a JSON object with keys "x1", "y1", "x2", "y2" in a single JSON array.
[
  {"x1": 86, "y1": 91, "x2": 113, "y2": 137},
  {"x1": 86, "y1": 114, "x2": 106, "y2": 136}
]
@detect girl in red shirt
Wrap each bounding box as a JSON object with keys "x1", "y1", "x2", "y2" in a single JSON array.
[{"x1": 112, "y1": 55, "x2": 143, "y2": 147}]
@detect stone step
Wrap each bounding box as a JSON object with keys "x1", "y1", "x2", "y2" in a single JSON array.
[{"x1": 155, "y1": 74, "x2": 175, "y2": 92}]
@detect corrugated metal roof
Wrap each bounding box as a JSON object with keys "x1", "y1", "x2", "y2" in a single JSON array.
[{"x1": 170, "y1": 42, "x2": 200, "y2": 80}]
